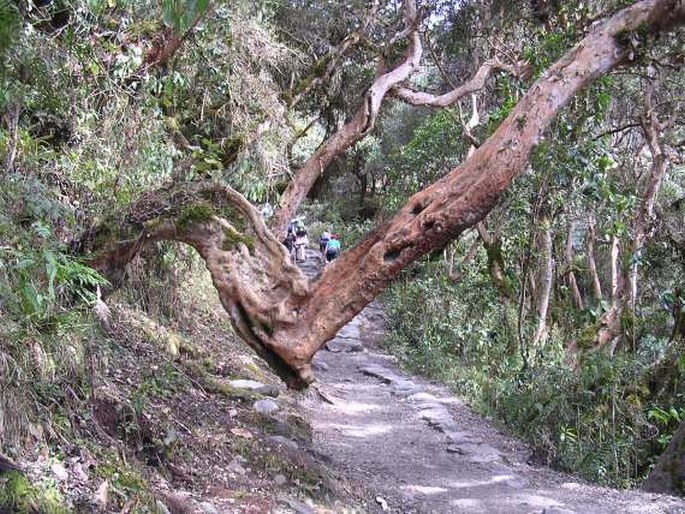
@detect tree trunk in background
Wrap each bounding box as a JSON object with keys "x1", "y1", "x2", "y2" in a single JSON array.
[
  {"x1": 532, "y1": 222, "x2": 554, "y2": 346},
  {"x1": 85, "y1": 0, "x2": 685, "y2": 388},
  {"x1": 565, "y1": 221, "x2": 584, "y2": 310},
  {"x1": 447, "y1": 235, "x2": 480, "y2": 283},
  {"x1": 587, "y1": 218, "x2": 604, "y2": 301},
  {"x1": 643, "y1": 418, "x2": 685, "y2": 495},
  {"x1": 477, "y1": 222, "x2": 512, "y2": 298},
  {"x1": 629, "y1": 79, "x2": 669, "y2": 312},
  {"x1": 596, "y1": 235, "x2": 625, "y2": 352},
  {"x1": 595, "y1": 78, "x2": 670, "y2": 352}
]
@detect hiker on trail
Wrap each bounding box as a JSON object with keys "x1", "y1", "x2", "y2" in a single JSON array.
[
  {"x1": 325, "y1": 233, "x2": 341, "y2": 263},
  {"x1": 319, "y1": 230, "x2": 331, "y2": 257},
  {"x1": 282, "y1": 221, "x2": 296, "y2": 256},
  {"x1": 293, "y1": 219, "x2": 309, "y2": 263}
]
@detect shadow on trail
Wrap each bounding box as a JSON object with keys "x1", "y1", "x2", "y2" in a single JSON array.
[{"x1": 295, "y1": 248, "x2": 685, "y2": 514}]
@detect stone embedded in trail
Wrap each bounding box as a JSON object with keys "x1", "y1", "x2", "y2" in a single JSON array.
[
  {"x1": 256, "y1": 384, "x2": 281, "y2": 397},
  {"x1": 326, "y1": 339, "x2": 363, "y2": 353},
  {"x1": 227, "y1": 457, "x2": 247, "y2": 475},
  {"x1": 456, "y1": 442, "x2": 503, "y2": 464},
  {"x1": 254, "y1": 399, "x2": 280, "y2": 414},
  {"x1": 538, "y1": 507, "x2": 578, "y2": 514},
  {"x1": 358, "y1": 364, "x2": 391, "y2": 382},
  {"x1": 312, "y1": 359, "x2": 329, "y2": 372},
  {"x1": 407, "y1": 392, "x2": 440, "y2": 403},
  {"x1": 390, "y1": 380, "x2": 422, "y2": 397},
  {"x1": 266, "y1": 435, "x2": 299, "y2": 451},
  {"x1": 336, "y1": 323, "x2": 361, "y2": 340},
  {"x1": 419, "y1": 406, "x2": 454, "y2": 429},
  {"x1": 155, "y1": 500, "x2": 172, "y2": 514},
  {"x1": 199, "y1": 502, "x2": 220, "y2": 514},
  {"x1": 279, "y1": 496, "x2": 315, "y2": 514},
  {"x1": 51, "y1": 462, "x2": 69, "y2": 481},
  {"x1": 442, "y1": 429, "x2": 483, "y2": 445}
]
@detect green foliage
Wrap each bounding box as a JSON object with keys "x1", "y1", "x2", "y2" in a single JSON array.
[
  {"x1": 0, "y1": 0, "x2": 19, "y2": 54},
  {"x1": 0, "y1": 471, "x2": 67, "y2": 514},
  {"x1": 523, "y1": 29, "x2": 576, "y2": 78},
  {"x1": 222, "y1": 227, "x2": 256, "y2": 253},
  {"x1": 177, "y1": 202, "x2": 214, "y2": 227},
  {"x1": 384, "y1": 109, "x2": 466, "y2": 212},
  {"x1": 384, "y1": 256, "x2": 685, "y2": 488},
  {"x1": 95, "y1": 456, "x2": 156, "y2": 508},
  {"x1": 163, "y1": 0, "x2": 210, "y2": 34}
]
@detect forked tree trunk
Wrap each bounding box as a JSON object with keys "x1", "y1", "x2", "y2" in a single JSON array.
[
  {"x1": 271, "y1": 0, "x2": 422, "y2": 236},
  {"x1": 596, "y1": 235, "x2": 625, "y2": 351},
  {"x1": 446, "y1": 234, "x2": 480, "y2": 283},
  {"x1": 629, "y1": 79, "x2": 669, "y2": 311},
  {"x1": 86, "y1": 0, "x2": 685, "y2": 388},
  {"x1": 477, "y1": 221, "x2": 512, "y2": 299}
]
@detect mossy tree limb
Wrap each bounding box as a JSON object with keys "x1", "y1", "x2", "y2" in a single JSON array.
[{"x1": 81, "y1": 0, "x2": 685, "y2": 394}]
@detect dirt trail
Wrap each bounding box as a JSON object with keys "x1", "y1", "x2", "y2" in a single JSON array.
[{"x1": 297, "y1": 250, "x2": 685, "y2": 514}]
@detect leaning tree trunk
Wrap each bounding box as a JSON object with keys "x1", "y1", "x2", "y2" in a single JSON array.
[
  {"x1": 643, "y1": 418, "x2": 685, "y2": 495},
  {"x1": 85, "y1": 0, "x2": 685, "y2": 388}
]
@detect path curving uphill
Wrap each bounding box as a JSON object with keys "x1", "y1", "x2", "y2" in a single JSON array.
[{"x1": 296, "y1": 248, "x2": 685, "y2": 514}]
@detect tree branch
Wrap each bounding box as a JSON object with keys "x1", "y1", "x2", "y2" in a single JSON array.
[
  {"x1": 271, "y1": 0, "x2": 423, "y2": 235},
  {"x1": 84, "y1": 0, "x2": 685, "y2": 389},
  {"x1": 144, "y1": 6, "x2": 210, "y2": 70},
  {"x1": 393, "y1": 58, "x2": 513, "y2": 108}
]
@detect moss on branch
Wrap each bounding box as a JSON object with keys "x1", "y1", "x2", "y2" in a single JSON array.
[{"x1": 177, "y1": 202, "x2": 215, "y2": 227}]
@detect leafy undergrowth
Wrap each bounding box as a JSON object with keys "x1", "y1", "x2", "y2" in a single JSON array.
[
  {"x1": 0, "y1": 256, "x2": 357, "y2": 513},
  {"x1": 382, "y1": 259, "x2": 685, "y2": 490}
]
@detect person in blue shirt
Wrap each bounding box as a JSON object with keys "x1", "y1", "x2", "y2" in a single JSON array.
[
  {"x1": 319, "y1": 230, "x2": 331, "y2": 256},
  {"x1": 325, "y1": 234, "x2": 341, "y2": 263}
]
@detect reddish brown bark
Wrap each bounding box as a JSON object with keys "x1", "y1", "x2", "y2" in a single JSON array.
[
  {"x1": 289, "y1": 0, "x2": 684, "y2": 376},
  {"x1": 88, "y1": 0, "x2": 685, "y2": 388}
]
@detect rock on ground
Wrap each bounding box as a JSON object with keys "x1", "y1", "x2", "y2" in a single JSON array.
[{"x1": 294, "y1": 248, "x2": 685, "y2": 514}]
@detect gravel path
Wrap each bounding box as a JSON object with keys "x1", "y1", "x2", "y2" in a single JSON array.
[{"x1": 297, "y1": 250, "x2": 685, "y2": 514}]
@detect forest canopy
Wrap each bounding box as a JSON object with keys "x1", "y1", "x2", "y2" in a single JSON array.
[{"x1": 1, "y1": 0, "x2": 684, "y2": 497}]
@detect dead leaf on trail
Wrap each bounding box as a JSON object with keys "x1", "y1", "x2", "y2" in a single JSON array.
[{"x1": 230, "y1": 427, "x2": 253, "y2": 439}]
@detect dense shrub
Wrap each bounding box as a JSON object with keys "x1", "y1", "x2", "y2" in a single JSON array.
[{"x1": 383, "y1": 259, "x2": 685, "y2": 488}]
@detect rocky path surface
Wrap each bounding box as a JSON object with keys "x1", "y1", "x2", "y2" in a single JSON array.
[{"x1": 296, "y1": 250, "x2": 685, "y2": 514}]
